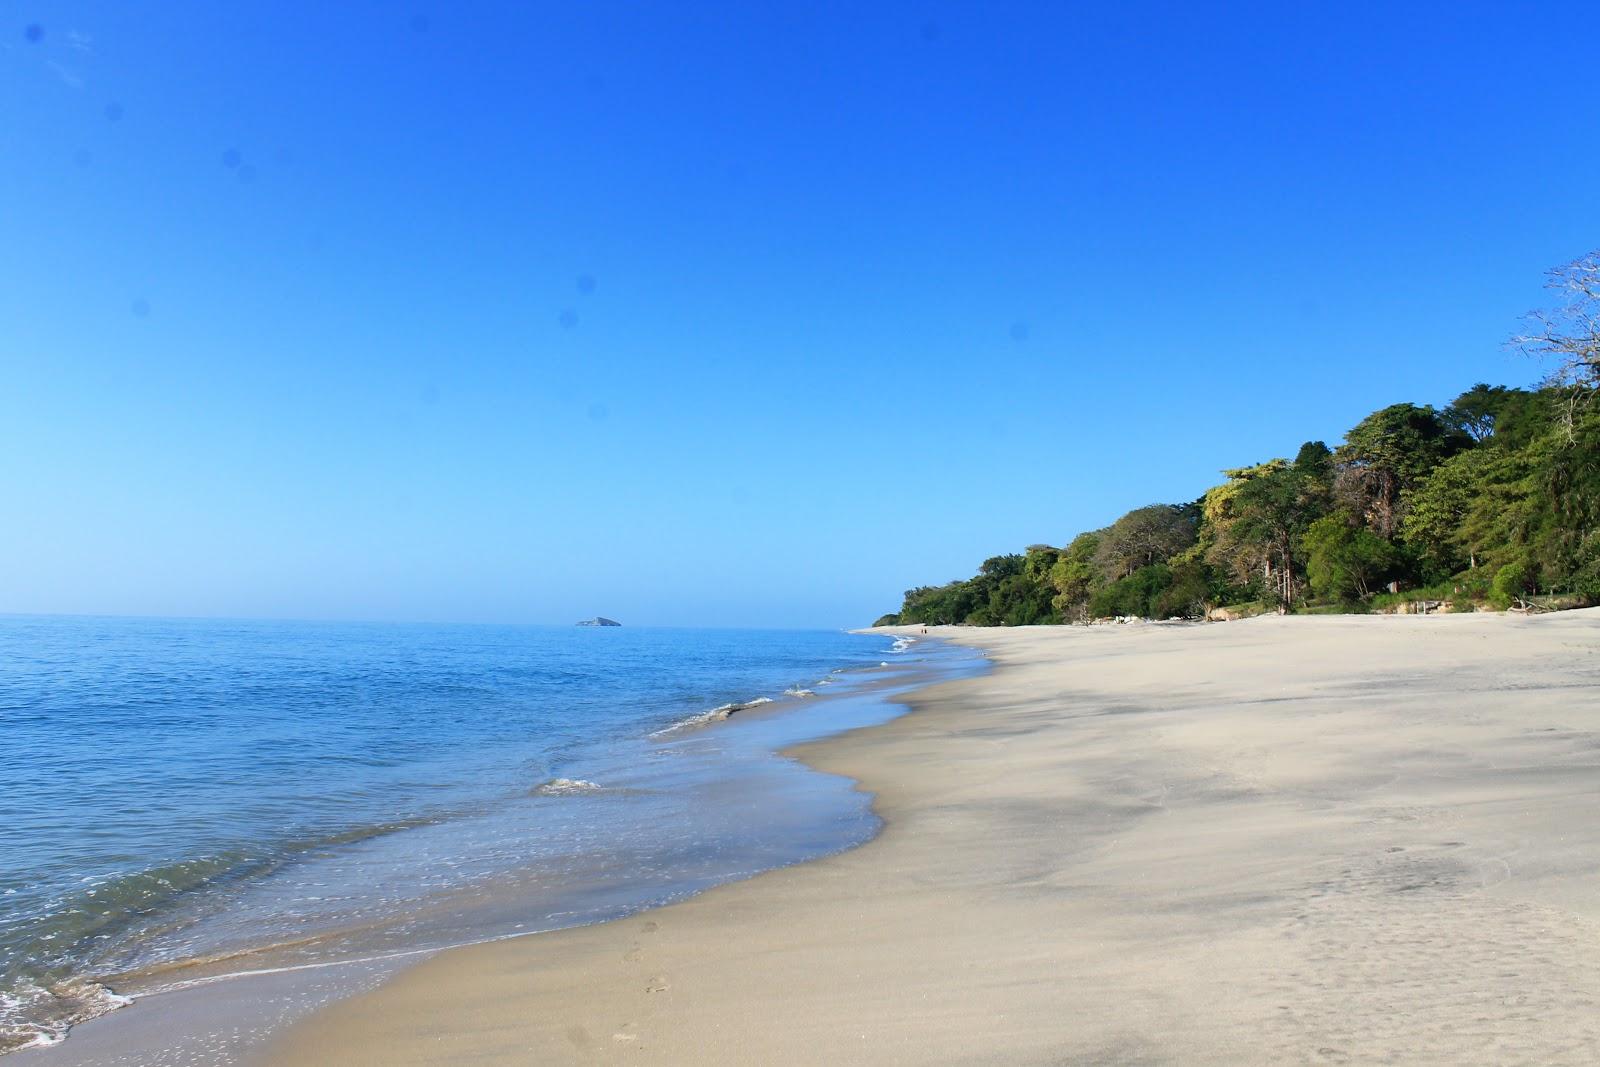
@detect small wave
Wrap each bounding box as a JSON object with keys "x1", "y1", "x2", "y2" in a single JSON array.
[
  {"x1": 0, "y1": 815, "x2": 459, "y2": 1055},
  {"x1": 782, "y1": 687, "x2": 815, "y2": 698},
  {"x1": 532, "y1": 778, "x2": 601, "y2": 796},
  {"x1": 0, "y1": 977, "x2": 131, "y2": 1056},
  {"x1": 889, "y1": 636, "x2": 916, "y2": 653},
  {"x1": 651, "y1": 697, "x2": 775, "y2": 737}
]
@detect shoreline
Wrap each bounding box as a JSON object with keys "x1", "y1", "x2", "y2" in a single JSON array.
[
  {"x1": 12, "y1": 637, "x2": 981, "y2": 1065},
  {"x1": 258, "y1": 610, "x2": 1600, "y2": 1064}
]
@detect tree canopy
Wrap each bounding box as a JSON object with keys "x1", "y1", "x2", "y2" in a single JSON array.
[{"x1": 875, "y1": 254, "x2": 1600, "y2": 627}]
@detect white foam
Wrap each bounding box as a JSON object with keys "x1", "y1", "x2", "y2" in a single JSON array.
[
  {"x1": 0, "y1": 977, "x2": 132, "y2": 1054},
  {"x1": 532, "y1": 778, "x2": 601, "y2": 796},
  {"x1": 651, "y1": 697, "x2": 776, "y2": 737}
]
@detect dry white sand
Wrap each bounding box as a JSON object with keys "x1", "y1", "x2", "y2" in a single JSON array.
[{"x1": 263, "y1": 610, "x2": 1600, "y2": 1065}]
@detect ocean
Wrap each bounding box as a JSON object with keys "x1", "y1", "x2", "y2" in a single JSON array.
[{"x1": 0, "y1": 615, "x2": 978, "y2": 1057}]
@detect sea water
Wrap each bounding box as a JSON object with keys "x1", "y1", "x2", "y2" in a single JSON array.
[{"x1": 0, "y1": 615, "x2": 974, "y2": 1056}]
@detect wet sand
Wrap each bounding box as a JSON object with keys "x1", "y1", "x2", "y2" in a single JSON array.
[{"x1": 263, "y1": 611, "x2": 1600, "y2": 1065}]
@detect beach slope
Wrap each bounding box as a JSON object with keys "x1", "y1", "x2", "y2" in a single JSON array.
[{"x1": 265, "y1": 611, "x2": 1600, "y2": 1065}]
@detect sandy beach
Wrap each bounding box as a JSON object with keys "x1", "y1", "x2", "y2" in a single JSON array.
[{"x1": 261, "y1": 611, "x2": 1600, "y2": 1066}]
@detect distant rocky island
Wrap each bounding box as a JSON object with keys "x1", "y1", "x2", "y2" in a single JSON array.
[{"x1": 576, "y1": 617, "x2": 621, "y2": 627}]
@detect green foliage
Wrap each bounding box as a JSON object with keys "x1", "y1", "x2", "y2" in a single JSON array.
[
  {"x1": 995, "y1": 573, "x2": 1059, "y2": 626},
  {"x1": 897, "y1": 581, "x2": 982, "y2": 625},
  {"x1": 881, "y1": 380, "x2": 1595, "y2": 624},
  {"x1": 1089, "y1": 564, "x2": 1173, "y2": 619},
  {"x1": 1093, "y1": 504, "x2": 1198, "y2": 581},
  {"x1": 1039, "y1": 530, "x2": 1099, "y2": 621},
  {"x1": 1303, "y1": 515, "x2": 1399, "y2": 601},
  {"x1": 1493, "y1": 390, "x2": 1559, "y2": 449},
  {"x1": 1401, "y1": 448, "x2": 1491, "y2": 573},
  {"x1": 1443, "y1": 383, "x2": 1516, "y2": 442},
  {"x1": 1335, "y1": 403, "x2": 1471, "y2": 539},
  {"x1": 1152, "y1": 560, "x2": 1216, "y2": 618},
  {"x1": 1293, "y1": 440, "x2": 1333, "y2": 477},
  {"x1": 872, "y1": 613, "x2": 902, "y2": 627},
  {"x1": 1366, "y1": 578, "x2": 1474, "y2": 613},
  {"x1": 1202, "y1": 459, "x2": 1325, "y2": 604},
  {"x1": 1491, "y1": 562, "x2": 1530, "y2": 609},
  {"x1": 1404, "y1": 388, "x2": 1600, "y2": 601},
  {"x1": 1022, "y1": 545, "x2": 1060, "y2": 581},
  {"x1": 877, "y1": 256, "x2": 1600, "y2": 625},
  {"x1": 895, "y1": 551, "x2": 1063, "y2": 627}
]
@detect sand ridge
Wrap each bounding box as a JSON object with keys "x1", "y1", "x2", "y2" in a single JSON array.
[{"x1": 261, "y1": 610, "x2": 1600, "y2": 1065}]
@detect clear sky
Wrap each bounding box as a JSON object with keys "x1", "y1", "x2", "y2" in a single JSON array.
[{"x1": 4, "y1": 2, "x2": 1598, "y2": 628}]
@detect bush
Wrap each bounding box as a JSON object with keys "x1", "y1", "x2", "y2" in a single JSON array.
[
  {"x1": 1490, "y1": 563, "x2": 1530, "y2": 610},
  {"x1": 1295, "y1": 602, "x2": 1364, "y2": 615},
  {"x1": 1088, "y1": 563, "x2": 1177, "y2": 619},
  {"x1": 1303, "y1": 514, "x2": 1399, "y2": 601}
]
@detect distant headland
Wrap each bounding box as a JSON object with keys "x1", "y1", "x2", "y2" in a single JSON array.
[{"x1": 576, "y1": 617, "x2": 621, "y2": 627}]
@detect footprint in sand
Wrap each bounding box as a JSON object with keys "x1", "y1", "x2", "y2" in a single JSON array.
[
  {"x1": 623, "y1": 920, "x2": 660, "y2": 963},
  {"x1": 646, "y1": 977, "x2": 669, "y2": 993}
]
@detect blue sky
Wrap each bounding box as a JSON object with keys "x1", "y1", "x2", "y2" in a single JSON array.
[{"x1": 4, "y1": 1, "x2": 1598, "y2": 627}]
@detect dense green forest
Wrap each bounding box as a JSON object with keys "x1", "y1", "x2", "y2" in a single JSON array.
[{"x1": 877, "y1": 253, "x2": 1600, "y2": 626}]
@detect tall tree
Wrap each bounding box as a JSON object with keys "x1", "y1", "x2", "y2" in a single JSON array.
[
  {"x1": 1511, "y1": 251, "x2": 1600, "y2": 387},
  {"x1": 1443, "y1": 383, "x2": 1516, "y2": 442},
  {"x1": 1048, "y1": 532, "x2": 1100, "y2": 621},
  {"x1": 1201, "y1": 460, "x2": 1289, "y2": 591},
  {"x1": 1228, "y1": 465, "x2": 1321, "y2": 604},
  {"x1": 1293, "y1": 440, "x2": 1334, "y2": 479},
  {"x1": 1092, "y1": 505, "x2": 1197, "y2": 581},
  {"x1": 1334, "y1": 404, "x2": 1469, "y2": 540}
]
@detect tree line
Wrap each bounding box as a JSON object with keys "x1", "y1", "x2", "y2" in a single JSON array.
[{"x1": 876, "y1": 253, "x2": 1600, "y2": 626}]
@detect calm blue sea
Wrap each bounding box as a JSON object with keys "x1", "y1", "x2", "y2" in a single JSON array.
[{"x1": 0, "y1": 615, "x2": 969, "y2": 1055}]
